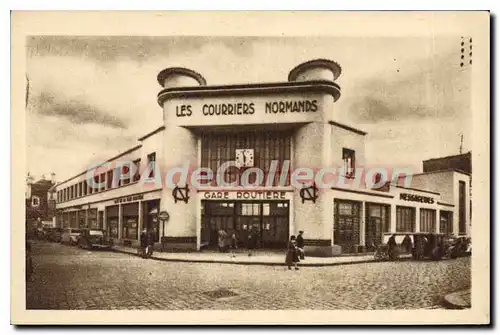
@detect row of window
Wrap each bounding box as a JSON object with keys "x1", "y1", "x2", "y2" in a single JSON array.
[
  {"x1": 57, "y1": 153, "x2": 156, "y2": 203},
  {"x1": 200, "y1": 130, "x2": 357, "y2": 185},
  {"x1": 396, "y1": 206, "x2": 454, "y2": 234}
]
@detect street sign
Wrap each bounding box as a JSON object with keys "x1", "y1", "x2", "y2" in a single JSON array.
[{"x1": 158, "y1": 211, "x2": 170, "y2": 221}]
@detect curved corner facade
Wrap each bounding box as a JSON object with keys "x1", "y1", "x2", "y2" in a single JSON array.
[{"x1": 54, "y1": 59, "x2": 471, "y2": 256}]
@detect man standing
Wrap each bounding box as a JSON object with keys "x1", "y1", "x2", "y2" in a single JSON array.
[
  {"x1": 297, "y1": 230, "x2": 305, "y2": 260},
  {"x1": 139, "y1": 228, "x2": 148, "y2": 258}
]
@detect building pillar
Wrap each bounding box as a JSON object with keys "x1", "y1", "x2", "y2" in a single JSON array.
[
  {"x1": 415, "y1": 207, "x2": 421, "y2": 233},
  {"x1": 118, "y1": 204, "x2": 123, "y2": 240},
  {"x1": 137, "y1": 201, "x2": 143, "y2": 241},
  {"x1": 435, "y1": 210, "x2": 440, "y2": 233},
  {"x1": 103, "y1": 209, "x2": 107, "y2": 231},
  {"x1": 359, "y1": 202, "x2": 366, "y2": 249},
  {"x1": 390, "y1": 205, "x2": 397, "y2": 233},
  {"x1": 85, "y1": 208, "x2": 89, "y2": 228}
]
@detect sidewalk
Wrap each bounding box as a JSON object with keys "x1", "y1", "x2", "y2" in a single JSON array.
[
  {"x1": 442, "y1": 289, "x2": 471, "y2": 309},
  {"x1": 112, "y1": 245, "x2": 411, "y2": 266}
]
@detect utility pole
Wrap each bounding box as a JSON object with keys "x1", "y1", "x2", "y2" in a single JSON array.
[{"x1": 459, "y1": 133, "x2": 464, "y2": 154}]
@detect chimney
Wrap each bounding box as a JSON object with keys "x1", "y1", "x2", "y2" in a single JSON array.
[{"x1": 51, "y1": 172, "x2": 56, "y2": 183}]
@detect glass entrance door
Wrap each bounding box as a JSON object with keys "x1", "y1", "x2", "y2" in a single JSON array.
[
  {"x1": 202, "y1": 200, "x2": 289, "y2": 249},
  {"x1": 334, "y1": 199, "x2": 362, "y2": 253}
]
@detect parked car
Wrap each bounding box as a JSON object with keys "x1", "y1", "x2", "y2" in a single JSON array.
[
  {"x1": 78, "y1": 229, "x2": 113, "y2": 250},
  {"x1": 448, "y1": 237, "x2": 472, "y2": 258},
  {"x1": 411, "y1": 233, "x2": 449, "y2": 261},
  {"x1": 61, "y1": 228, "x2": 84, "y2": 245},
  {"x1": 43, "y1": 227, "x2": 63, "y2": 242},
  {"x1": 26, "y1": 240, "x2": 33, "y2": 280}
]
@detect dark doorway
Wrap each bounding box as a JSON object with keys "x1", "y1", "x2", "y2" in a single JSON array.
[
  {"x1": 334, "y1": 199, "x2": 362, "y2": 253},
  {"x1": 365, "y1": 203, "x2": 390, "y2": 251},
  {"x1": 201, "y1": 201, "x2": 289, "y2": 249}
]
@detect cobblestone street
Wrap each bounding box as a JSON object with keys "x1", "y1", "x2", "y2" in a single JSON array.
[{"x1": 26, "y1": 241, "x2": 471, "y2": 310}]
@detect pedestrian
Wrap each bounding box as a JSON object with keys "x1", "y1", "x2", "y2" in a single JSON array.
[
  {"x1": 247, "y1": 227, "x2": 257, "y2": 257},
  {"x1": 402, "y1": 234, "x2": 412, "y2": 254},
  {"x1": 285, "y1": 235, "x2": 300, "y2": 270},
  {"x1": 139, "y1": 228, "x2": 148, "y2": 258},
  {"x1": 147, "y1": 228, "x2": 155, "y2": 257},
  {"x1": 218, "y1": 228, "x2": 227, "y2": 253},
  {"x1": 231, "y1": 230, "x2": 238, "y2": 250},
  {"x1": 387, "y1": 234, "x2": 398, "y2": 260},
  {"x1": 296, "y1": 230, "x2": 305, "y2": 260}
]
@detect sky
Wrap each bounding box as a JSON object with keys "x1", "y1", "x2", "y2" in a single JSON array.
[{"x1": 25, "y1": 36, "x2": 472, "y2": 182}]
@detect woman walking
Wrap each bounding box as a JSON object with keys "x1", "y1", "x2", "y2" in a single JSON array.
[{"x1": 285, "y1": 235, "x2": 300, "y2": 270}]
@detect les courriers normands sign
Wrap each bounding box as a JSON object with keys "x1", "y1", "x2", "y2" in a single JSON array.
[{"x1": 175, "y1": 99, "x2": 319, "y2": 117}]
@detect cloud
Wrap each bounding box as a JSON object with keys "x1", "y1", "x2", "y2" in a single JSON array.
[
  {"x1": 26, "y1": 36, "x2": 256, "y2": 63},
  {"x1": 31, "y1": 90, "x2": 127, "y2": 128},
  {"x1": 343, "y1": 49, "x2": 471, "y2": 124}
]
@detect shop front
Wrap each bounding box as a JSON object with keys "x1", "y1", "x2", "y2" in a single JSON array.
[
  {"x1": 364, "y1": 202, "x2": 391, "y2": 251},
  {"x1": 201, "y1": 199, "x2": 290, "y2": 249},
  {"x1": 333, "y1": 199, "x2": 362, "y2": 254}
]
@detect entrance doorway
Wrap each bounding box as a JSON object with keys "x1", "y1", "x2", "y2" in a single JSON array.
[
  {"x1": 201, "y1": 201, "x2": 289, "y2": 249},
  {"x1": 334, "y1": 199, "x2": 361, "y2": 253},
  {"x1": 364, "y1": 203, "x2": 390, "y2": 251}
]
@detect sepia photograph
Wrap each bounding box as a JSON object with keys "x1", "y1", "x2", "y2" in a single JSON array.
[{"x1": 10, "y1": 11, "x2": 490, "y2": 325}]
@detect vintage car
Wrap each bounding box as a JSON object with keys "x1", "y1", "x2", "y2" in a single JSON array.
[
  {"x1": 411, "y1": 232, "x2": 449, "y2": 261},
  {"x1": 44, "y1": 227, "x2": 63, "y2": 242},
  {"x1": 60, "y1": 228, "x2": 84, "y2": 245},
  {"x1": 448, "y1": 236, "x2": 472, "y2": 258},
  {"x1": 77, "y1": 229, "x2": 113, "y2": 250}
]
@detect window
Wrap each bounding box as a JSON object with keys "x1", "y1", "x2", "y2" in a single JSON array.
[
  {"x1": 200, "y1": 131, "x2": 292, "y2": 186},
  {"x1": 396, "y1": 206, "x2": 415, "y2": 232},
  {"x1": 133, "y1": 159, "x2": 141, "y2": 182},
  {"x1": 121, "y1": 164, "x2": 130, "y2": 185},
  {"x1": 106, "y1": 170, "x2": 113, "y2": 189},
  {"x1": 241, "y1": 203, "x2": 261, "y2": 216},
  {"x1": 93, "y1": 175, "x2": 100, "y2": 192},
  {"x1": 420, "y1": 208, "x2": 436, "y2": 233},
  {"x1": 99, "y1": 173, "x2": 106, "y2": 191},
  {"x1": 440, "y1": 211, "x2": 453, "y2": 235},
  {"x1": 459, "y1": 180, "x2": 466, "y2": 234},
  {"x1": 31, "y1": 196, "x2": 40, "y2": 207},
  {"x1": 147, "y1": 152, "x2": 156, "y2": 178},
  {"x1": 334, "y1": 200, "x2": 361, "y2": 251},
  {"x1": 342, "y1": 148, "x2": 356, "y2": 178},
  {"x1": 83, "y1": 180, "x2": 87, "y2": 196}
]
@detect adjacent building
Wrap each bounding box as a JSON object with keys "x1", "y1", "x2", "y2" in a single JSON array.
[
  {"x1": 26, "y1": 174, "x2": 57, "y2": 228},
  {"x1": 54, "y1": 59, "x2": 471, "y2": 256}
]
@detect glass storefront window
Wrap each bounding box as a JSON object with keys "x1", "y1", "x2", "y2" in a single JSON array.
[
  {"x1": 123, "y1": 216, "x2": 138, "y2": 240},
  {"x1": 88, "y1": 209, "x2": 98, "y2": 229},
  {"x1": 440, "y1": 210, "x2": 453, "y2": 235},
  {"x1": 396, "y1": 206, "x2": 416, "y2": 232},
  {"x1": 108, "y1": 218, "x2": 118, "y2": 238},
  {"x1": 420, "y1": 208, "x2": 436, "y2": 233}
]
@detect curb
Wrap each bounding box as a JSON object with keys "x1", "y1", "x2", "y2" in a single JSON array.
[
  {"x1": 441, "y1": 290, "x2": 471, "y2": 310},
  {"x1": 111, "y1": 248, "x2": 408, "y2": 267}
]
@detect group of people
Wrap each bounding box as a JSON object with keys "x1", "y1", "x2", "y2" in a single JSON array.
[
  {"x1": 216, "y1": 228, "x2": 306, "y2": 268},
  {"x1": 217, "y1": 229, "x2": 239, "y2": 254},
  {"x1": 285, "y1": 230, "x2": 305, "y2": 270}
]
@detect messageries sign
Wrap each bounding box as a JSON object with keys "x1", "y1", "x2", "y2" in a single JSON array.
[
  {"x1": 203, "y1": 191, "x2": 287, "y2": 200},
  {"x1": 399, "y1": 193, "x2": 435, "y2": 204},
  {"x1": 175, "y1": 99, "x2": 318, "y2": 118}
]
